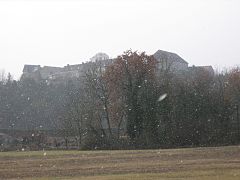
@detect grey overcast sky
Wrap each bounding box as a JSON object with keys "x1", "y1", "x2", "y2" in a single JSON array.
[{"x1": 0, "y1": 0, "x2": 240, "y2": 79}]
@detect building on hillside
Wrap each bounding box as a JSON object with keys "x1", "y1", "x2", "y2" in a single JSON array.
[
  {"x1": 188, "y1": 65, "x2": 215, "y2": 76},
  {"x1": 22, "y1": 65, "x2": 41, "y2": 81},
  {"x1": 90, "y1": 52, "x2": 109, "y2": 62},
  {"x1": 21, "y1": 53, "x2": 112, "y2": 84},
  {"x1": 153, "y1": 50, "x2": 214, "y2": 75},
  {"x1": 153, "y1": 50, "x2": 189, "y2": 72},
  {"x1": 39, "y1": 66, "x2": 63, "y2": 79},
  {"x1": 47, "y1": 64, "x2": 84, "y2": 83},
  {"x1": 23, "y1": 65, "x2": 41, "y2": 73},
  {"x1": 21, "y1": 50, "x2": 214, "y2": 84}
]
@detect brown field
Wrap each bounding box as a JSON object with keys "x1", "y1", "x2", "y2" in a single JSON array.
[{"x1": 0, "y1": 146, "x2": 240, "y2": 180}]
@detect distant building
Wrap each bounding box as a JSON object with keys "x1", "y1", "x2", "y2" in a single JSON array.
[
  {"x1": 188, "y1": 65, "x2": 215, "y2": 76},
  {"x1": 153, "y1": 50, "x2": 214, "y2": 76},
  {"x1": 153, "y1": 50, "x2": 189, "y2": 72},
  {"x1": 90, "y1": 52, "x2": 109, "y2": 62},
  {"x1": 21, "y1": 53, "x2": 112, "y2": 84},
  {"x1": 39, "y1": 66, "x2": 63, "y2": 80},
  {"x1": 21, "y1": 50, "x2": 214, "y2": 84},
  {"x1": 22, "y1": 65, "x2": 41, "y2": 81}
]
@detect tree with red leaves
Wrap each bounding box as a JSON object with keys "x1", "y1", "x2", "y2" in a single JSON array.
[{"x1": 105, "y1": 50, "x2": 158, "y2": 143}]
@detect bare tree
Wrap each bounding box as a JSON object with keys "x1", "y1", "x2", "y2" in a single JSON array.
[{"x1": 84, "y1": 61, "x2": 113, "y2": 138}]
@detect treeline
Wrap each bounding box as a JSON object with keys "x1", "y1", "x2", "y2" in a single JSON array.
[{"x1": 0, "y1": 51, "x2": 240, "y2": 150}]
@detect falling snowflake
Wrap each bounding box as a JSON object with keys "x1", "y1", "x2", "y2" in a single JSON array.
[{"x1": 158, "y1": 93, "x2": 167, "y2": 102}]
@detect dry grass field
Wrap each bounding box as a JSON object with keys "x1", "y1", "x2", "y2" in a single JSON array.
[{"x1": 0, "y1": 146, "x2": 240, "y2": 180}]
